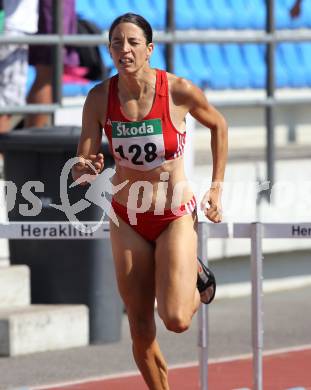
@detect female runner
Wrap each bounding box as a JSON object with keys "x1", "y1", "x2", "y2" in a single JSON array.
[{"x1": 73, "y1": 13, "x2": 228, "y2": 389}]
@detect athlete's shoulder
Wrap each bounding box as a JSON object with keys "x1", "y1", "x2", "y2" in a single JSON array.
[
  {"x1": 166, "y1": 71, "x2": 189, "y2": 86},
  {"x1": 166, "y1": 72, "x2": 202, "y2": 106},
  {"x1": 87, "y1": 78, "x2": 111, "y2": 99},
  {"x1": 84, "y1": 78, "x2": 113, "y2": 112},
  {"x1": 83, "y1": 78, "x2": 113, "y2": 122}
]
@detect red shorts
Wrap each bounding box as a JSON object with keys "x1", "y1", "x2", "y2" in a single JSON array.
[{"x1": 111, "y1": 196, "x2": 197, "y2": 242}]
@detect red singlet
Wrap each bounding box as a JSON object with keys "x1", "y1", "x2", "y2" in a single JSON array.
[{"x1": 104, "y1": 69, "x2": 186, "y2": 171}]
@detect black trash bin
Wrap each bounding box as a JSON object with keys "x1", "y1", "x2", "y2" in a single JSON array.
[{"x1": 0, "y1": 126, "x2": 123, "y2": 344}]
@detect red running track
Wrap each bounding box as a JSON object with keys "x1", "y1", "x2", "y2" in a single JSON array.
[{"x1": 36, "y1": 346, "x2": 311, "y2": 390}]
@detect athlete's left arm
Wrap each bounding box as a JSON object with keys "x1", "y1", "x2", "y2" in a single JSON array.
[{"x1": 175, "y1": 78, "x2": 228, "y2": 222}]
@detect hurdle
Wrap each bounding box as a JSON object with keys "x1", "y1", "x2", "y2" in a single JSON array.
[
  {"x1": 0, "y1": 221, "x2": 310, "y2": 390},
  {"x1": 198, "y1": 221, "x2": 311, "y2": 390}
]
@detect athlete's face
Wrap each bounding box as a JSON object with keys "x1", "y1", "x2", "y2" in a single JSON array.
[{"x1": 109, "y1": 22, "x2": 153, "y2": 74}]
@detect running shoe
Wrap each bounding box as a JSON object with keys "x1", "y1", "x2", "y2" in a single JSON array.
[{"x1": 197, "y1": 257, "x2": 216, "y2": 305}]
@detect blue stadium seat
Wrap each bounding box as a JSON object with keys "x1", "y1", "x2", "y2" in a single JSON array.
[
  {"x1": 241, "y1": 44, "x2": 265, "y2": 88},
  {"x1": 150, "y1": 0, "x2": 166, "y2": 30},
  {"x1": 174, "y1": 45, "x2": 200, "y2": 84},
  {"x1": 248, "y1": 0, "x2": 265, "y2": 29},
  {"x1": 225, "y1": 0, "x2": 254, "y2": 29},
  {"x1": 150, "y1": 44, "x2": 166, "y2": 70},
  {"x1": 181, "y1": 44, "x2": 211, "y2": 87},
  {"x1": 268, "y1": 46, "x2": 288, "y2": 88},
  {"x1": 111, "y1": 0, "x2": 135, "y2": 16},
  {"x1": 243, "y1": 44, "x2": 307, "y2": 89},
  {"x1": 277, "y1": 43, "x2": 308, "y2": 87},
  {"x1": 297, "y1": 43, "x2": 311, "y2": 86},
  {"x1": 129, "y1": 0, "x2": 162, "y2": 30},
  {"x1": 222, "y1": 44, "x2": 251, "y2": 88},
  {"x1": 281, "y1": 0, "x2": 311, "y2": 29},
  {"x1": 175, "y1": 0, "x2": 196, "y2": 29},
  {"x1": 187, "y1": 0, "x2": 214, "y2": 29},
  {"x1": 113, "y1": 0, "x2": 166, "y2": 30},
  {"x1": 76, "y1": 0, "x2": 97, "y2": 25},
  {"x1": 112, "y1": 0, "x2": 156, "y2": 29},
  {"x1": 201, "y1": 44, "x2": 231, "y2": 89},
  {"x1": 206, "y1": 0, "x2": 234, "y2": 29},
  {"x1": 256, "y1": 45, "x2": 290, "y2": 88},
  {"x1": 275, "y1": 0, "x2": 291, "y2": 29},
  {"x1": 76, "y1": 0, "x2": 118, "y2": 30},
  {"x1": 299, "y1": 0, "x2": 311, "y2": 28},
  {"x1": 38, "y1": 1, "x2": 311, "y2": 96}
]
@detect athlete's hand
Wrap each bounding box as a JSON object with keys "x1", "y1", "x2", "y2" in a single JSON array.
[
  {"x1": 200, "y1": 186, "x2": 223, "y2": 223},
  {"x1": 72, "y1": 153, "x2": 104, "y2": 186}
]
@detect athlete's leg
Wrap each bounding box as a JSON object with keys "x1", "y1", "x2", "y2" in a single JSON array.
[
  {"x1": 155, "y1": 213, "x2": 200, "y2": 332},
  {"x1": 110, "y1": 218, "x2": 169, "y2": 390}
]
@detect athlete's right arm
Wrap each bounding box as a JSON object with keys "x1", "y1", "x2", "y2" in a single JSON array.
[{"x1": 72, "y1": 83, "x2": 108, "y2": 185}]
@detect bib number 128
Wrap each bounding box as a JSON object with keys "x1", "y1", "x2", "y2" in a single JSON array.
[{"x1": 114, "y1": 142, "x2": 157, "y2": 165}]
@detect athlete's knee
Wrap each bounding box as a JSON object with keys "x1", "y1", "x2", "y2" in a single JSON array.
[{"x1": 162, "y1": 312, "x2": 191, "y2": 333}]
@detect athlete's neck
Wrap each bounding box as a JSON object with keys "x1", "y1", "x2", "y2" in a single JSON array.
[{"x1": 118, "y1": 67, "x2": 156, "y2": 100}]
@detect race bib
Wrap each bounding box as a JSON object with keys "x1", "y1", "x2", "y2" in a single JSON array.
[{"x1": 111, "y1": 119, "x2": 165, "y2": 171}]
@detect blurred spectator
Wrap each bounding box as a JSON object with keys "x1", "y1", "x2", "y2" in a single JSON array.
[
  {"x1": 26, "y1": 0, "x2": 79, "y2": 128},
  {"x1": 0, "y1": 0, "x2": 38, "y2": 133},
  {"x1": 290, "y1": 0, "x2": 302, "y2": 18}
]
